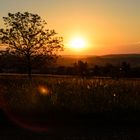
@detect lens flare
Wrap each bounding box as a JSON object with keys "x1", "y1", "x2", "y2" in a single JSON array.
[
  {"x1": 1, "y1": 84, "x2": 53, "y2": 132},
  {"x1": 38, "y1": 85, "x2": 49, "y2": 95}
]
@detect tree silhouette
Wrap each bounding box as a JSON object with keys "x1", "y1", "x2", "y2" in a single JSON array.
[
  {"x1": 74, "y1": 60, "x2": 88, "y2": 77},
  {"x1": 120, "y1": 61, "x2": 130, "y2": 77},
  {"x1": 0, "y1": 12, "x2": 63, "y2": 78}
]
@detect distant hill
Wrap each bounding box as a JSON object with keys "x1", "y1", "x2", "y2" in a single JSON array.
[{"x1": 56, "y1": 54, "x2": 140, "y2": 67}]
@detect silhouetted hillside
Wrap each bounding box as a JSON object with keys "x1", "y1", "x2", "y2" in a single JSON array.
[{"x1": 56, "y1": 54, "x2": 140, "y2": 67}]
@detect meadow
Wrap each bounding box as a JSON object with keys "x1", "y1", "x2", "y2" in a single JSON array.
[{"x1": 0, "y1": 75, "x2": 140, "y2": 130}]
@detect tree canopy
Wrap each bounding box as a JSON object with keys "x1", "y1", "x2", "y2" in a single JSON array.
[{"x1": 0, "y1": 12, "x2": 64, "y2": 78}]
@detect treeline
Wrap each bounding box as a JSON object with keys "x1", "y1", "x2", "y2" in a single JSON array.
[
  {"x1": 54, "y1": 61, "x2": 140, "y2": 78},
  {"x1": 0, "y1": 51, "x2": 50, "y2": 74},
  {"x1": 0, "y1": 53, "x2": 140, "y2": 78}
]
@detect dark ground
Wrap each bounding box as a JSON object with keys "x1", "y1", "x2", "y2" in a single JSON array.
[{"x1": 1, "y1": 109, "x2": 140, "y2": 140}]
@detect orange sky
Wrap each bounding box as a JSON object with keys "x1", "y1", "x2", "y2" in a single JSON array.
[{"x1": 0, "y1": 0, "x2": 140, "y2": 55}]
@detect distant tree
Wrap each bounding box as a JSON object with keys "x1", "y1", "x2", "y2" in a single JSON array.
[
  {"x1": 120, "y1": 61, "x2": 130, "y2": 77},
  {"x1": 0, "y1": 12, "x2": 63, "y2": 78},
  {"x1": 74, "y1": 60, "x2": 88, "y2": 77},
  {"x1": 93, "y1": 65, "x2": 100, "y2": 76}
]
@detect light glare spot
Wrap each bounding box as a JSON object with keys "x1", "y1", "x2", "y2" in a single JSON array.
[
  {"x1": 113, "y1": 93, "x2": 116, "y2": 97},
  {"x1": 38, "y1": 85, "x2": 49, "y2": 95}
]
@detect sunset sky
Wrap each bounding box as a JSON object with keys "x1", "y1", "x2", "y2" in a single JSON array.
[{"x1": 0, "y1": 0, "x2": 140, "y2": 55}]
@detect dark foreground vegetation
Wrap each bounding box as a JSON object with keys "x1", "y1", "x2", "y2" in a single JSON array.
[
  {"x1": 0, "y1": 75, "x2": 140, "y2": 123},
  {"x1": 0, "y1": 75, "x2": 140, "y2": 117},
  {"x1": 0, "y1": 75, "x2": 140, "y2": 139}
]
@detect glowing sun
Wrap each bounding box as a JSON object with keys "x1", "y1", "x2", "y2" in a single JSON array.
[{"x1": 69, "y1": 37, "x2": 86, "y2": 51}]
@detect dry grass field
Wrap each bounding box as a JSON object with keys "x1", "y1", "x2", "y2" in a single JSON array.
[{"x1": 0, "y1": 75, "x2": 140, "y2": 139}]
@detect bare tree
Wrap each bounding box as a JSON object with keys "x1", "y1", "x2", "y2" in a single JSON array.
[{"x1": 0, "y1": 12, "x2": 63, "y2": 78}]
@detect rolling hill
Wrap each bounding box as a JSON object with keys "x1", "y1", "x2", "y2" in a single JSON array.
[{"x1": 56, "y1": 54, "x2": 140, "y2": 67}]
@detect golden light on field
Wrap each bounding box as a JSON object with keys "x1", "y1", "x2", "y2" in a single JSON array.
[{"x1": 69, "y1": 37, "x2": 87, "y2": 51}]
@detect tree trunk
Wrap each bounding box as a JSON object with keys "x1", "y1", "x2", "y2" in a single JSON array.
[{"x1": 26, "y1": 54, "x2": 32, "y2": 79}]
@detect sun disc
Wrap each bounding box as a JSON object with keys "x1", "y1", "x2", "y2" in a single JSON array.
[{"x1": 69, "y1": 37, "x2": 86, "y2": 50}]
